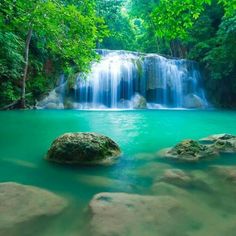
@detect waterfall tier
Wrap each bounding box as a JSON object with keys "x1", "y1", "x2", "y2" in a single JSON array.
[{"x1": 38, "y1": 49, "x2": 208, "y2": 109}]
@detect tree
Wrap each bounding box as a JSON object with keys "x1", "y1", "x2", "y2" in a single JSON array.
[
  {"x1": 0, "y1": 0, "x2": 106, "y2": 107},
  {"x1": 150, "y1": 0, "x2": 236, "y2": 106}
]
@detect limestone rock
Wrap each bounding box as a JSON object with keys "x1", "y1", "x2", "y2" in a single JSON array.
[
  {"x1": 156, "y1": 169, "x2": 212, "y2": 192},
  {"x1": 210, "y1": 166, "x2": 236, "y2": 183},
  {"x1": 201, "y1": 133, "x2": 236, "y2": 153},
  {"x1": 183, "y1": 94, "x2": 204, "y2": 108},
  {"x1": 89, "y1": 192, "x2": 188, "y2": 236},
  {"x1": 0, "y1": 182, "x2": 67, "y2": 232},
  {"x1": 132, "y1": 94, "x2": 147, "y2": 109},
  {"x1": 158, "y1": 139, "x2": 218, "y2": 162},
  {"x1": 160, "y1": 169, "x2": 192, "y2": 187},
  {"x1": 46, "y1": 132, "x2": 121, "y2": 165}
]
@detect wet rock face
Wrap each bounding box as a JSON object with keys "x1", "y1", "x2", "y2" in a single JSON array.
[
  {"x1": 46, "y1": 132, "x2": 121, "y2": 165},
  {"x1": 0, "y1": 182, "x2": 67, "y2": 233},
  {"x1": 159, "y1": 139, "x2": 218, "y2": 162},
  {"x1": 183, "y1": 94, "x2": 204, "y2": 108},
  {"x1": 132, "y1": 94, "x2": 147, "y2": 109},
  {"x1": 89, "y1": 192, "x2": 188, "y2": 236}
]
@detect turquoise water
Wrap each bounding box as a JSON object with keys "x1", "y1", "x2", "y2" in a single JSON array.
[{"x1": 0, "y1": 110, "x2": 236, "y2": 235}]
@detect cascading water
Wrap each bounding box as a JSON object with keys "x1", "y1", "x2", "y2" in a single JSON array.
[{"x1": 37, "y1": 49, "x2": 208, "y2": 109}]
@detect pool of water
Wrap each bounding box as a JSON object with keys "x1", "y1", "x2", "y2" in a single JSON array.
[{"x1": 0, "y1": 109, "x2": 236, "y2": 236}]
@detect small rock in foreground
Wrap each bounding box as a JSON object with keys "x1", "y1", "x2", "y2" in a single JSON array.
[{"x1": 0, "y1": 182, "x2": 67, "y2": 233}]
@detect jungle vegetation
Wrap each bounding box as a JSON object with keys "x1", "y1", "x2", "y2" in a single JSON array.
[{"x1": 0, "y1": 0, "x2": 235, "y2": 108}]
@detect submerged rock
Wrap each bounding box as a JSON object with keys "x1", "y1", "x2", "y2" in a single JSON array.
[
  {"x1": 156, "y1": 169, "x2": 212, "y2": 193},
  {"x1": 159, "y1": 139, "x2": 218, "y2": 162},
  {"x1": 160, "y1": 169, "x2": 192, "y2": 186},
  {"x1": 210, "y1": 166, "x2": 236, "y2": 183},
  {"x1": 89, "y1": 192, "x2": 188, "y2": 236},
  {"x1": 0, "y1": 182, "x2": 67, "y2": 233},
  {"x1": 46, "y1": 132, "x2": 121, "y2": 165}
]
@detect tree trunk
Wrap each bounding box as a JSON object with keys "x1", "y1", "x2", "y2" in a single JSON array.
[{"x1": 20, "y1": 26, "x2": 33, "y2": 108}]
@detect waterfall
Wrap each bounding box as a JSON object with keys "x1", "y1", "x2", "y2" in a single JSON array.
[{"x1": 37, "y1": 49, "x2": 208, "y2": 109}]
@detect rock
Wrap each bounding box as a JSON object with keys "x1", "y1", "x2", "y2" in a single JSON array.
[
  {"x1": 158, "y1": 139, "x2": 218, "y2": 162},
  {"x1": 0, "y1": 182, "x2": 67, "y2": 233},
  {"x1": 44, "y1": 102, "x2": 64, "y2": 109},
  {"x1": 210, "y1": 166, "x2": 236, "y2": 183},
  {"x1": 160, "y1": 169, "x2": 192, "y2": 187},
  {"x1": 46, "y1": 132, "x2": 121, "y2": 165},
  {"x1": 157, "y1": 169, "x2": 213, "y2": 192},
  {"x1": 36, "y1": 90, "x2": 64, "y2": 109},
  {"x1": 151, "y1": 181, "x2": 190, "y2": 197},
  {"x1": 200, "y1": 133, "x2": 236, "y2": 142},
  {"x1": 89, "y1": 192, "x2": 188, "y2": 236},
  {"x1": 63, "y1": 99, "x2": 74, "y2": 109},
  {"x1": 201, "y1": 133, "x2": 236, "y2": 153},
  {"x1": 183, "y1": 93, "x2": 204, "y2": 108},
  {"x1": 132, "y1": 94, "x2": 147, "y2": 109}
]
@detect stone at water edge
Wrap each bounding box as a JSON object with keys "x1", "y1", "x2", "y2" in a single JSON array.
[
  {"x1": 132, "y1": 93, "x2": 147, "y2": 109},
  {"x1": 0, "y1": 182, "x2": 67, "y2": 231},
  {"x1": 183, "y1": 93, "x2": 204, "y2": 108},
  {"x1": 46, "y1": 132, "x2": 121, "y2": 165}
]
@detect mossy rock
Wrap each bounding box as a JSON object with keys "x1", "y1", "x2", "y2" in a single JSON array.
[
  {"x1": 159, "y1": 139, "x2": 219, "y2": 162},
  {"x1": 201, "y1": 133, "x2": 236, "y2": 153},
  {"x1": 46, "y1": 132, "x2": 121, "y2": 165}
]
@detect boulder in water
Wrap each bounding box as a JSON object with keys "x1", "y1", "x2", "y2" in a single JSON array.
[
  {"x1": 158, "y1": 134, "x2": 236, "y2": 163},
  {"x1": 46, "y1": 132, "x2": 121, "y2": 165},
  {"x1": 0, "y1": 182, "x2": 67, "y2": 234},
  {"x1": 158, "y1": 139, "x2": 218, "y2": 162},
  {"x1": 200, "y1": 133, "x2": 236, "y2": 153}
]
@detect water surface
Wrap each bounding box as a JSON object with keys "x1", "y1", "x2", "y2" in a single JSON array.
[{"x1": 0, "y1": 110, "x2": 236, "y2": 235}]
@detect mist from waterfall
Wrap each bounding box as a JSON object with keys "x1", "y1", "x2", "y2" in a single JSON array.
[{"x1": 38, "y1": 49, "x2": 208, "y2": 110}]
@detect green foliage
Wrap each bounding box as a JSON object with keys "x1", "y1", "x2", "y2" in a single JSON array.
[
  {"x1": 0, "y1": 31, "x2": 24, "y2": 105},
  {"x1": 0, "y1": 32, "x2": 24, "y2": 80},
  {"x1": 0, "y1": 0, "x2": 107, "y2": 107},
  {"x1": 96, "y1": 0, "x2": 136, "y2": 50},
  {"x1": 0, "y1": 0, "x2": 235, "y2": 107}
]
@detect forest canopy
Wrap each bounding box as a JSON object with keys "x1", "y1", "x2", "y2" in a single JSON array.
[{"x1": 0, "y1": 0, "x2": 236, "y2": 108}]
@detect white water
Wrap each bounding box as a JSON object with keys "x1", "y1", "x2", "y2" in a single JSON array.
[{"x1": 38, "y1": 50, "x2": 208, "y2": 109}]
